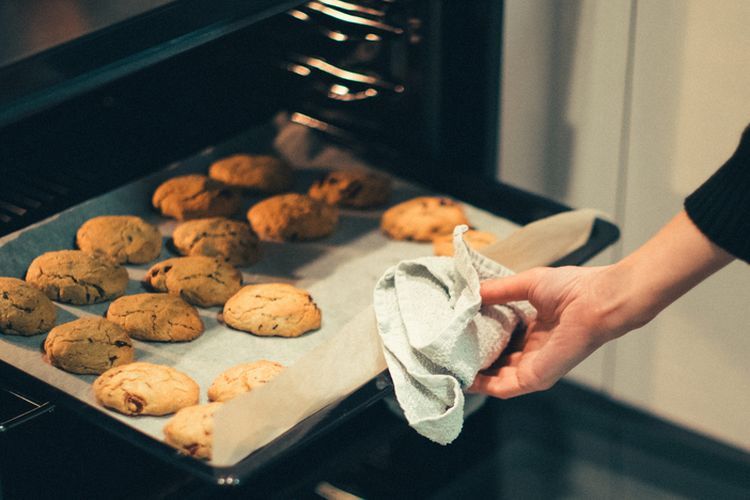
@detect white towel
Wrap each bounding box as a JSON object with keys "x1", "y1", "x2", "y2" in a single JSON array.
[{"x1": 373, "y1": 225, "x2": 536, "y2": 444}]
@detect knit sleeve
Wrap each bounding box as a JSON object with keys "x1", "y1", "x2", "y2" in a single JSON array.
[{"x1": 684, "y1": 124, "x2": 750, "y2": 263}]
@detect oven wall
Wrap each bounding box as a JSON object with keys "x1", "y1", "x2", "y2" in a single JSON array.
[{"x1": 497, "y1": 0, "x2": 750, "y2": 452}]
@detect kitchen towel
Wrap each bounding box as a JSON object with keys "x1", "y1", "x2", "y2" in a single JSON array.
[{"x1": 373, "y1": 225, "x2": 536, "y2": 445}]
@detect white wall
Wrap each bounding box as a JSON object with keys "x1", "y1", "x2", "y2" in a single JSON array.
[
  {"x1": 499, "y1": 0, "x2": 633, "y2": 391},
  {"x1": 613, "y1": 0, "x2": 750, "y2": 451},
  {"x1": 499, "y1": 0, "x2": 750, "y2": 450}
]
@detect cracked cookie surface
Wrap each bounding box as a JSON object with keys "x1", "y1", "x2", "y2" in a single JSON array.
[
  {"x1": 25, "y1": 250, "x2": 129, "y2": 305},
  {"x1": 223, "y1": 283, "x2": 321, "y2": 337},
  {"x1": 163, "y1": 402, "x2": 223, "y2": 460},
  {"x1": 308, "y1": 170, "x2": 391, "y2": 208},
  {"x1": 93, "y1": 361, "x2": 199, "y2": 416},
  {"x1": 0, "y1": 277, "x2": 56, "y2": 336},
  {"x1": 107, "y1": 293, "x2": 204, "y2": 342},
  {"x1": 76, "y1": 215, "x2": 162, "y2": 264},
  {"x1": 432, "y1": 229, "x2": 498, "y2": 256},
  {"x1": 152, "y1": 174, "x2": 241, "y2": 221},
  {"x1": 380, "y1": 196, "x2": 470, "y2": 241},
  {"x1": 145, "y1": 256, "x2": 242, "y2": 307},
  {"x1": 172, "y1": 217, "x2": 260, "y2": 267},
  {"x1": 44, "y1": 317, "x2": 134, "y2": 374},
  {"x1": 208, "y1": 360, "x2": 285, "y2": 402},
  {"x1": 246, "y1": 193, "x2": 338, "y2": 242},
  {"x1": 208, "y1": 154, "x2": 293, "y2": 193}
]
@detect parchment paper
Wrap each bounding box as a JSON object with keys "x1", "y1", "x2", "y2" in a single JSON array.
[{"x1": 0, "y1": 119, "x2": 520, "y2": 465}]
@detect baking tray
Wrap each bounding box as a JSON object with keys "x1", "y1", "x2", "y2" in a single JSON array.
[{"x1": 0, "y1": 120, "x2": 620, "y2": 485}]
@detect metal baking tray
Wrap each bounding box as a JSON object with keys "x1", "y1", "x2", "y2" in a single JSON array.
[{"x1": 0, "y1": 122, "x2": 619, "y2": 485}]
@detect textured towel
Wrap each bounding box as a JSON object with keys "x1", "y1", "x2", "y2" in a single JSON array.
[{"x1": 374, "y1": 225, "x2": 536, "y2": 444}]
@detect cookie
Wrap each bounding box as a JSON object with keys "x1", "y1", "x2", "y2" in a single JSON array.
[
  {"x1": 44, "y1": 317, "x2": 134, "y2": 375},
  {"x1": 172, "y1": 217, "x2": 260, "y2": 267},
  {"x1": 208, "y1": 154, "x2": 293, "y2": 193},
  {"x1": 208, "y1": 360, "x2": 285, "y2": 402},
  {"x1": 380, "y1": 196, "x2": 470, "y2": 241},
  {"x1": 25, "y1": 250, "x2": 129, "y2": 305},
  {"x1": 106, "y1": 293, "x2": 204, "y2": 342},
  {"x1": 223, "y1": 283, "x2": 321, "y2": 337},
  {"x1": 152, "y1": 174, "x2": 241, "y2": 221},
  {"x1": 308, "y1": 170, "x2": 391, "y2": 208},
  {"x1": 0, "y1": 277, "x2": 56, "y2": 336},
  {"x1": 246, "y1": 193, "x2": 338, "y2": 242},
  {"x1": 76, "y1": 215, "x2": 162, "y2": 264},
  {"x1": 163, "y1": 402, "x2": 223, "y2": 460},
  {"x1": 145, "y1": 256, "x2": 242, "y2": 307},
  {"x1": 433, "y1": 229, "x2": 498, "y2": 256},
  {"x1": 93, "y1": 362, "x2": 199, "y2": 416}
]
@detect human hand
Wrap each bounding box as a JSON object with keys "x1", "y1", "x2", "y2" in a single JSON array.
[{"x1": 469, "y1": 265, "x2": 627, "y2": 399}]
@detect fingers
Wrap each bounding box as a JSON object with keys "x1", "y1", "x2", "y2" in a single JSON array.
[
  {"x1": 469, "y1": 342, "x2": 560, "y2": 399},
  {"x1": 480, "y1": 268, "x2": 543, "y2": 305},
  {"x1": 469, "y1": 369, "x2": 524, "y2": 398}
]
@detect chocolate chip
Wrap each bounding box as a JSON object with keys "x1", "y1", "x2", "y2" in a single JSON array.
[{"x1": 125, "y1": 394, "x2": 145, "y2": 414}]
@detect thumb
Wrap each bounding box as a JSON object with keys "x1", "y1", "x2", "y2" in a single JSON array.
[{"x1": 480, "y1": 268, "x2": 542, "y2": 305}]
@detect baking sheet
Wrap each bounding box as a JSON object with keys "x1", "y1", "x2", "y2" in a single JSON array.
[{"x1": 0, "y1": 117, "x2": 520, "y2": 464}]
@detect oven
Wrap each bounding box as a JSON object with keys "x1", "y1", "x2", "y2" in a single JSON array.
[{"x1": 0, "y1": 1, "x2": 619, "y2": 498}]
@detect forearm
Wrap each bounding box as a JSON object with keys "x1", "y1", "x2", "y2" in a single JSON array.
[{"x1": 600, "y1": 210, "x2": 734, "y2": 336}]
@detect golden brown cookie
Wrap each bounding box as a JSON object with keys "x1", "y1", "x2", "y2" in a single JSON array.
[
  {"x1": 172, "y1": 217, "x2": 260, "y2": 267},
  {"x1": 25, "y1": 250, "x2": 129, "y2": 305},
  {"x1": 152, "y1": 174, "x2": 241, "y2": 221},
  {"x1": 223, "y1": 283, "x2": 321, "y2": 337},
  {"x1": 380, "y1": 196, "x2": 470, "y2": 241},
  {"x1": 163, "y1": 402, "x2": 223, "y2": 460},
  {"x1": 433, "y1": 230, "x2": 498, "y2": 257},
  {"x1": 208, "y1": 154, "x2": 293, "y2": 193},
  {"x1": 208, "y1": 360, "x2": 285, "y2": 402},
  {"x1": 145, "y1": 256, "x2": 242, "y2": 307},
  {"x1": 44, "y1": 317, "x2": 134, "y2": 375},
  {"x1": 308, "y1": 170, "x2": 391, "y2": 208},
  {"x1": 76, "y1": 215, "x2": 162, "y2": 264},
  {"x1": 0, "y1": 277, "x2": 56, "y2": 336},
  {"x1": 93, "y1": 362, "x2": 199, "y2": 416},
  {"x1": 246, "y1": 194, "x2": 338, "y2": 242},
  {"x1": 106, "y1": 293, "x2": 204, "y2": 342}
]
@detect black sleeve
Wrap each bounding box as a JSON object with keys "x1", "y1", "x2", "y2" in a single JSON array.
[{"x1": 684, "y1": 123, "x2": 750, "y2": 263}]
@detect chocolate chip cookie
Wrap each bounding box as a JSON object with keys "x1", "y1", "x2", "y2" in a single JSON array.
[
  {"x1": 163, "y1": 402, "x2": 223, "y2": 460},
  {"x1": 433, "y1": 229, "x2": 498, "y2": 256},
  {"x1": 380, "y1": 196, "x2": 470, "y2": 241},
  {"x1": 246, "y1": 193, "x2": 338, "y2": 242},
  {"x1": 93, "y1": 362, "x2": 199, "y2": 416},
  {"x1": 25, "y1": 250, "x2": 129, "y2": 305},
  {"x1": 76, "y1": 215, "x2": 162, "y2": 264},
  {"x1": 208, "y1": 360, "x2": 285, "y2": 402},
  {"x1": 0, "y1": 277, "x2": 56, "y2": 336},
  {"x1": 106, "y1": 293, "x2": 204, "y2": 342},
  {"x1": 172, "y1": 217, "x2": 260, "y2": 267},
  {"x1": 152, "y1": 174, "x2": 241, "y2": 221},
  {"x1": 208, "y1": 154, "x2": 293, "y2": 193},
  {"x1": 308, "y1": 170, "x2": 391, "y2": 208},
  {"x1": 145, "y1": 256, "x2": 242, "y2": 307},
  {"x1": 44, "y1": 317, "x2": 134, "y2": 374},
  {"x1": 223, "y1": 283, "x2": 321, "y2": 337}
]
